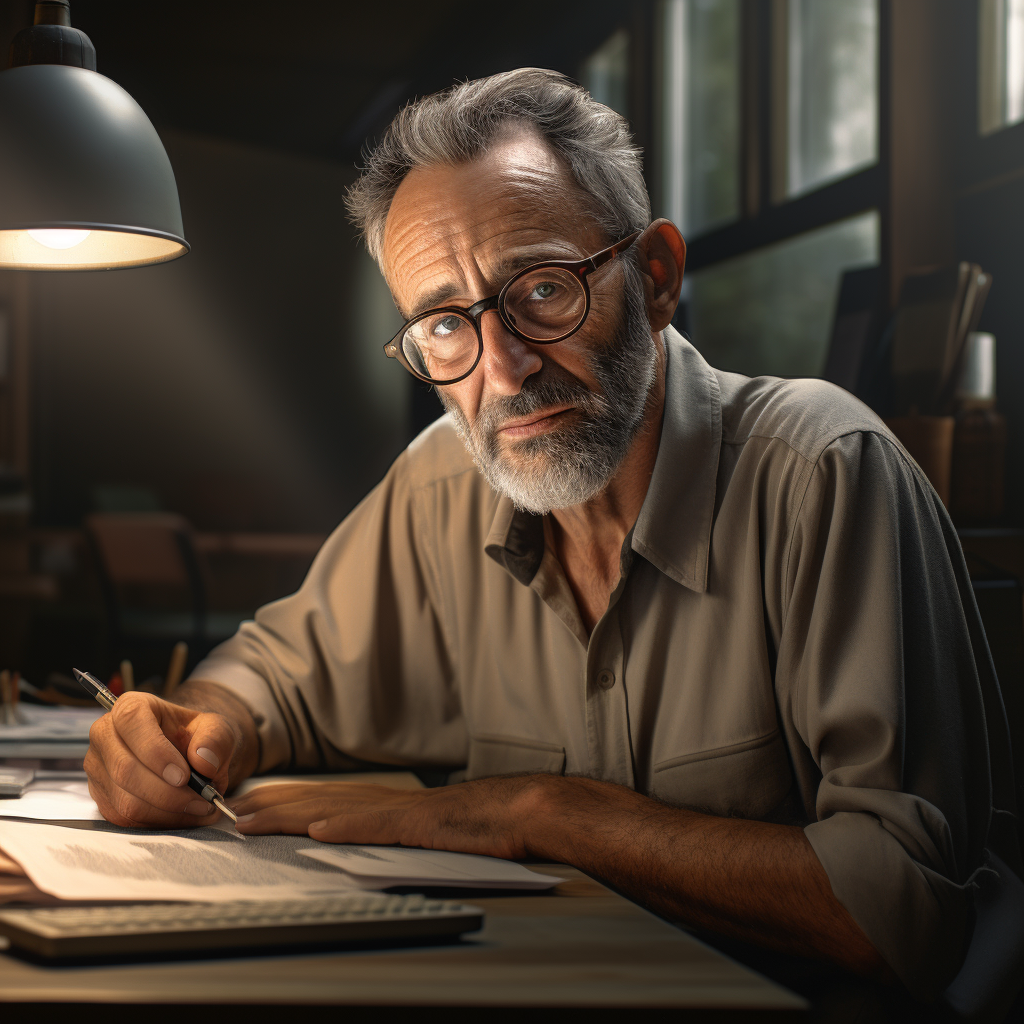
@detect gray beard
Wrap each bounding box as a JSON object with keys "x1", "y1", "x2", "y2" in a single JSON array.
[{"x1": 440, "y1": 266, "x2": 657, "y2": 514}]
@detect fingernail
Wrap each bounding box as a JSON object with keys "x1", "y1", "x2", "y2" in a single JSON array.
[
  {"x1": 163, "y1": 765, "x2": 185, "y2": 786},
  {"x1": 197, "y1": 747, "x2": 221, "y2": 770},
  {"x1": 235, "y1": 813, "x2": 255, "y2": 824},
  {"x1": 185, "y1": 800, "x2": 211, "y2": 815},
  {"x1": 309, "y1": 819, "x2": 327, "y2": 831}
]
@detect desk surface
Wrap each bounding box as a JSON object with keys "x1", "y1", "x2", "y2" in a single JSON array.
[
  {"x1": 0, "y1": 773, "x2": 806, "y2": 1015},
  {"x1": 0, "y1": 863, "x2": 804, "y2": 1015}
]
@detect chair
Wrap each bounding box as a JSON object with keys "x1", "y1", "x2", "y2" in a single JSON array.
[{"x1": 85, "y1": 512, "x2": 245, "y2": 669}]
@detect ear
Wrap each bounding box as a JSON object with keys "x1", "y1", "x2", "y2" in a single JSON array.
[{"x1": 635, "y1": 220, "x2": 686, "y2": 332}]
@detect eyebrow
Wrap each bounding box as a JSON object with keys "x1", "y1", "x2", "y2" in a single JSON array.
[{"x1": 403, "y1": 244, "x2": 584, "y2": 320}]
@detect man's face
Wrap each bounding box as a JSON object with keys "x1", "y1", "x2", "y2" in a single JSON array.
[{"x1": 382, "y1": 131, "x2": 657, "y2": 513}]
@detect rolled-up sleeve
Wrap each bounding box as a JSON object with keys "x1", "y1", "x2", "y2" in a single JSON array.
[
  {"x1": 777, "y1": 429, "x2": 1004, "y2": 999},
  {"x1": 189, "y1": 445, "x2": 468, "y2": 775}
]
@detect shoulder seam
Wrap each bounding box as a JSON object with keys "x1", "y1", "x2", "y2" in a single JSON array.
[{"x1": 723, "y1": 421, "x2": 890, "y2": 462}]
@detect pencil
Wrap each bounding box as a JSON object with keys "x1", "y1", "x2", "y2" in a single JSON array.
[{"x1": 163, "y1": 641, "x2": 188, "y2": 698}]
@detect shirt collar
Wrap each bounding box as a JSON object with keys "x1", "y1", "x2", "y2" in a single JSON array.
[
  {"x1": 631, "y1": 326, "x2": 721, "y2": 593},
  {"x1": 485, "y1": 497, "x2": 544, "y2": 585},
  {"x1": 484, "y1": 325, "x2": 722, "y2": 593}
]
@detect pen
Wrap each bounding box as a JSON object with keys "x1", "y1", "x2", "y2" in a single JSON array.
[{"x1": 72, "y1": 667, "x2": 237, "y2": 823}]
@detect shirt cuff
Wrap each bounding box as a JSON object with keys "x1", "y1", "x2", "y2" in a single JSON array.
[
  {"x1": 187, "y1": 656, "x2": 292, "y2": 774},
  {"x1": 805, "y1": 810, "x2": 970, "y2": 1000}
]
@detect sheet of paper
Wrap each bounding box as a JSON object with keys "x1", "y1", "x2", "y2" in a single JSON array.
[
  {"x1": 0, "y1": 776, "x2": 239, "y2": 839},
  {"x1": 299, "y1": 845, "x2": 561, "y2": 890},
  {"x1": 0, "y1": 778, "x2": 103, "y2": 821},
  {"x1": 0, "y1": 821, "x2": 364, "y2": 902}
]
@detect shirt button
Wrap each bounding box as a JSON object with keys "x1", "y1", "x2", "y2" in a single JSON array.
[{"x1": 596, "y1": 669, "x2": 616, "y2": 690}]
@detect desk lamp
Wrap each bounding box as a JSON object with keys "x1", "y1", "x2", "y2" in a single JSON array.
[{"x1": 0, "y1": 0, "x2": 189, "y2": 270}]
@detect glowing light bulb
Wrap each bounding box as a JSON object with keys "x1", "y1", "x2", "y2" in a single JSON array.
[{"x1": 27, "y1": 228, "x2": 91, "y2": 250}]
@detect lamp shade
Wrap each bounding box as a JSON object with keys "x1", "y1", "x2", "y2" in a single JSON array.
[{"x1": 0, "y1": 64, "x2": 189, "y2": 270}]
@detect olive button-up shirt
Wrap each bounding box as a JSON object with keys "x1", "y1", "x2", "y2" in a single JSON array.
[{"x1": 193, "y1": 327, "x2": 1016, "y2": 1001}]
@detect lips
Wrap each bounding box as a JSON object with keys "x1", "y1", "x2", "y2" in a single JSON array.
[{"x1": 497, "y1": 405, "x2": 575, "y2": 438}]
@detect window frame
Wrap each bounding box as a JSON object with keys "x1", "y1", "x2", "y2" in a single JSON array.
[
  {"x1": 952, "y1": 0, "x2": 1024, "y2": 192},
  {"x1": 661, "y1": 0, "x2": 890, "y2": 278}
]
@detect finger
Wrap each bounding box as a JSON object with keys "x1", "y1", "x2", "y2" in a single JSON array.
[
  {"x1": 229, "y1": 782, "x2": 403, "y2": 816},
  {"x1": 101, "y1": 722, "x2": 221, "y2": 818},
  {"x1": 106, "y1": 693, "x2": 195, "y2": 790},
  {"x1": 307, "y1": 809, "x2": 406, "y2": 845},
  {"x1": 181, "y1": 712, "x2": 238, "y2": 792},
  {"x1": 228, "y1": 784, "x2": 313, "y2": 815},
  {"x1": 86, "y1": 747, "x2": 220, "y2": 829},
  {"x1": 87, "y1": 712, "x2": 202, "y2": 820},
  {"x1": 234, "y1": 798, "x2": 365, "y2": 836}
]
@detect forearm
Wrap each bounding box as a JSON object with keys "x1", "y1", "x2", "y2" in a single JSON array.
[
  {"x1": 169, "y1": 680, "x2": 260, "y2": 789},
  {"x1": 524, "y1": 775, "x2": 894, "y2": 982}
]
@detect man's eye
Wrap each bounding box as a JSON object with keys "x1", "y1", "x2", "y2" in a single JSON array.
[
  {"x1": 530, "y1": 282, "x2": 559, "y2": 300},
  {"x1": 432, "y1": 315, "x2": 467, "y2": 337}
]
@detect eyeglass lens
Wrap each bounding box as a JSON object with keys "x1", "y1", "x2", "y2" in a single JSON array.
[{"x1": 400, "y1": 266, "x2": 588, "y2": 382}]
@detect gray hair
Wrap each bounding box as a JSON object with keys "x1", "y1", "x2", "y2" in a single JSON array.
[{"x1": 345, "y1": 68, "x2": 651, "y2": 266}]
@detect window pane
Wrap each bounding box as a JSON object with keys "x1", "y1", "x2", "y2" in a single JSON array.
[
  {"x1": 580, "y1": 28, "x2": 630, "y2": 119},
  {"x1": 785, "y1": 0, "x2": 878, "y2": 197},
  {"x1": 660, "y1": 0, "x2": 741, "y2": 236},
  {"x1": 686, "y1": 210, "x2": 880, "y2": 378},
  {"x1": 979, "y1": 0, "x2": 1024, "y2": 134}
]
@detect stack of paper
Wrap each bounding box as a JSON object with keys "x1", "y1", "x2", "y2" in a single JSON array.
[
  {"x1": 0, "y1": 820, "x2": 364, "y2": 903},
  {"x1": 0, "y1": 704, "x2": 104, "y2": 761},
  {"x1": 0, "y1": 776, "x2": 102, "y2": 821},
  {"x1": 0, "y1": 776, "x2": 560, "y2": 904}
]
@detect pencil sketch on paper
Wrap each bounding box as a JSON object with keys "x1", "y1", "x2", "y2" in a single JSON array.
[{"x1": 0, "y1": 821, "x2": 359, "y2": 902}]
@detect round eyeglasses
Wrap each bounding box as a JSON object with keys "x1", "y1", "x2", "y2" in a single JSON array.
[{"x1": 383, "y1": 229, "x2": 641, "y2": 385}]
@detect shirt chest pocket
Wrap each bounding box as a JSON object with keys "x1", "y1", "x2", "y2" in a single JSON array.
[
  {"x1": 465, "y1": 734, "x2": 566, "y2": 780},
  {"x1": 651, "y1": 730, "x2": 794, "y2": 819}
]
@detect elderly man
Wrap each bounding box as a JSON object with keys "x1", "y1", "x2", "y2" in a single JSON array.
[{"x1": 84, "y1": 69, "x2": 1017, "y2": 1006}]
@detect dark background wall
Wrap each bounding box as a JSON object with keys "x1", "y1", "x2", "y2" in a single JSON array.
[
  {"x1": 27, "y1": 131, "x2": 407, "y2": 532},
  {"x1": 0, "y1": 0, "x2": 1020, "y2": 535}
]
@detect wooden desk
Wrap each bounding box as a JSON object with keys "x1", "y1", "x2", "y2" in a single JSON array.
[
  {"x1": 0, "y1": 863, "x2": 805, "y2": 1019},
  {"x1": 0, "y1": 773, "x2": 806, "y2": 1018}
]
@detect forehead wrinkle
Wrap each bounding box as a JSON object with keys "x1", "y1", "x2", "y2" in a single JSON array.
[{"x1": 383, "y1": 133, "x2": 608, "y2": 318}]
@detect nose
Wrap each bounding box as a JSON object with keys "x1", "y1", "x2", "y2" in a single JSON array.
[{"x1": 478, "y1": 308, "x2": 543, "y2": 396}]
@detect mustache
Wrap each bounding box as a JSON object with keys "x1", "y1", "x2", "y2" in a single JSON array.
[{"x1": 475, "y1": 365, "x2": 606, "y2": 438}]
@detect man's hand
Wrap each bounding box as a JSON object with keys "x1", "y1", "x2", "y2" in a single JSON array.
[
  {"x1": 84, "y1": 684, "x2": 258, "y2": 829},
  {"x1": 229, "y1": 777, "x2": 540, "y2": 859},
  {"x1": 231, "y1": 773, "x2": 894, "y2": 985}
]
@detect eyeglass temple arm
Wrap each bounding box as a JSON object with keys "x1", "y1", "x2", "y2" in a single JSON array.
[{"x1": 584, "y1": 230, "x2": 642, "y2": 275}]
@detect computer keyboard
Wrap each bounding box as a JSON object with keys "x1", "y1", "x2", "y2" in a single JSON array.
[{"x1": 0, "y1": 893, "x2": 484, "y2": 958}]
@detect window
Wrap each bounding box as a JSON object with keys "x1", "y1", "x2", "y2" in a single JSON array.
[
  {"x1": 660, "y1": 0, "x2": 741, "y2": 236},
  {"x1": 659, "y1": 0, "x2": 882, "y2": 381},
  {"x1": 579, "y1": 28, "x2": 630, "y2": 119},
  {"x1": 979, "y1": 0, "x2": 1024, "y2": 134},
  {"x1": 781, "y1": 0, "x2": 879, "y2": 198},
  {"x1": 687, "y1": 211, "x2": 879, "y2": 378}
]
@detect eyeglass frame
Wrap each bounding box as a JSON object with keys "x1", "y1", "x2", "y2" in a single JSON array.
[{"x1": 382, "y1": 228, "x2": 642, "y2": 385}]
